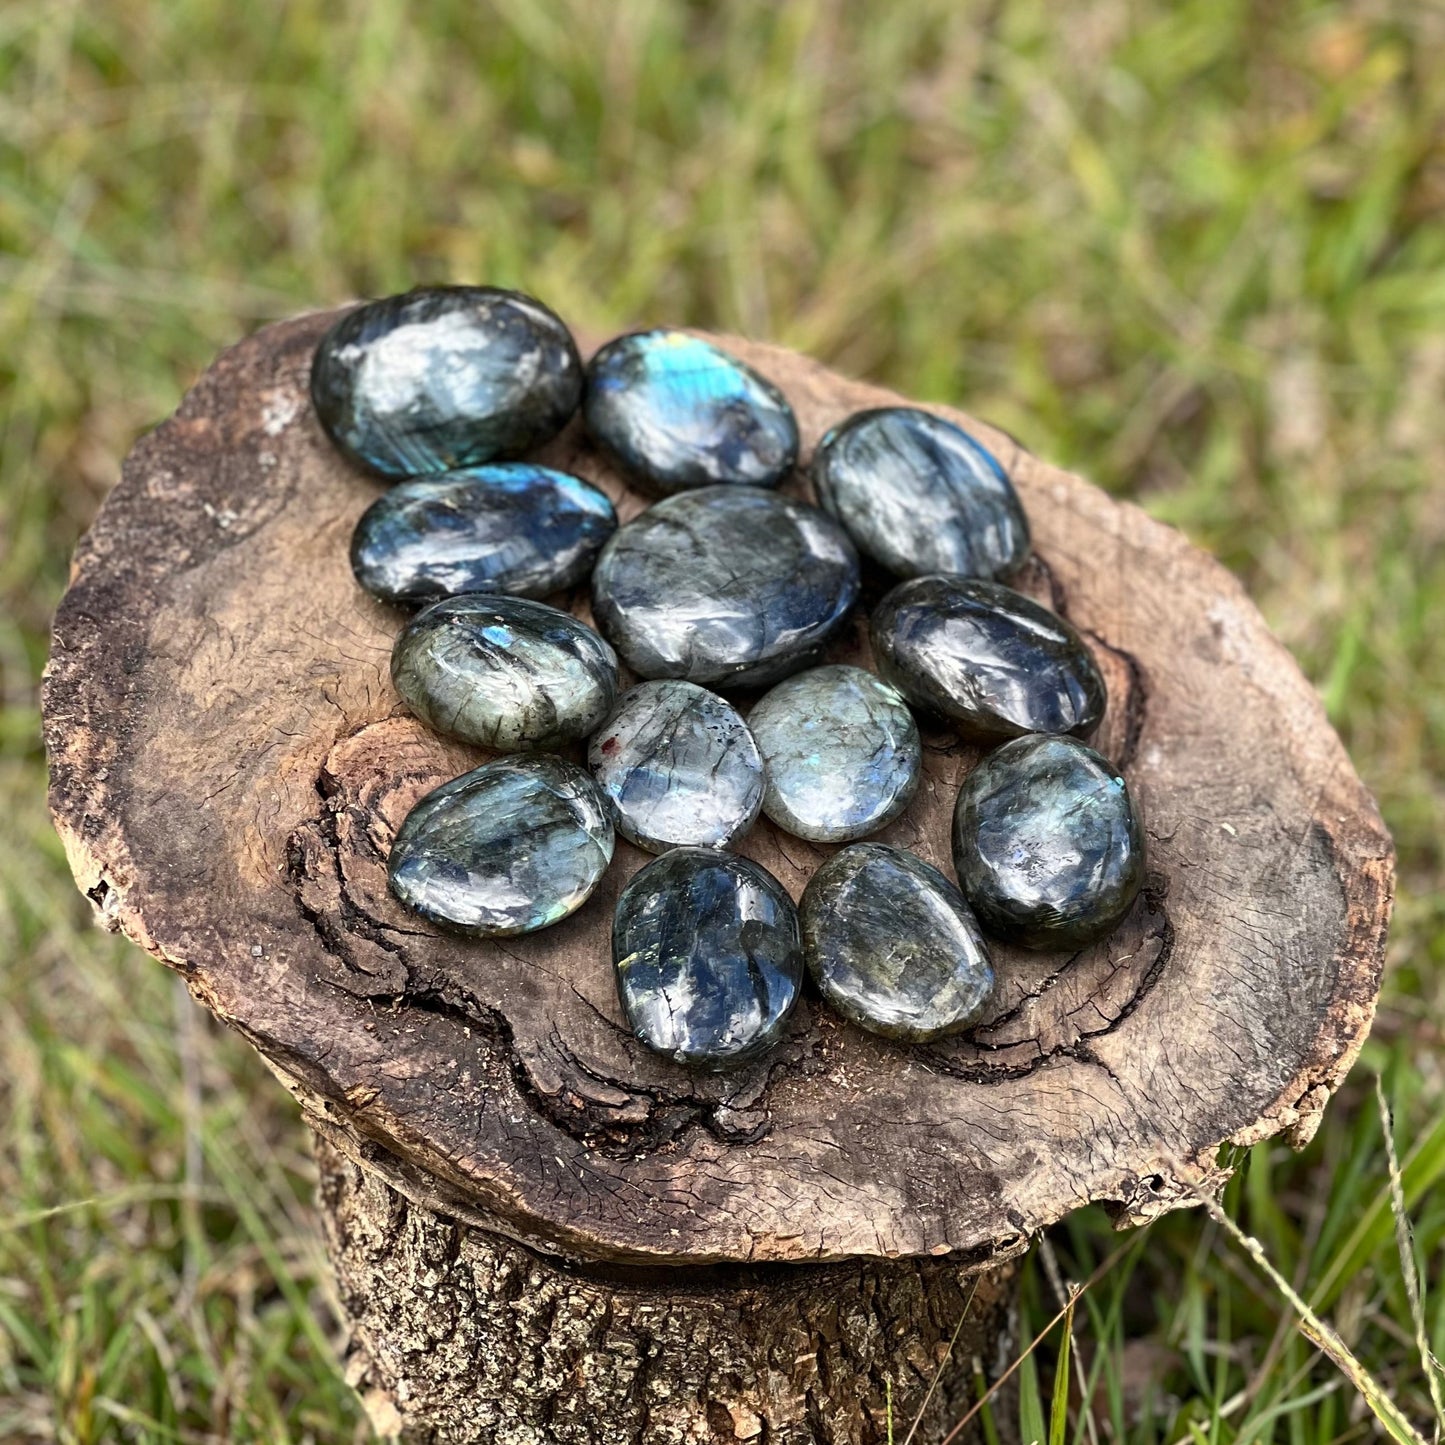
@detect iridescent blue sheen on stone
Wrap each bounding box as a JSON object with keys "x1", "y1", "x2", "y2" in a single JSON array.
[
  {"x1": 388, "y1": 756, "x2": 613, "y2": 937},
  {"x1": 800, "y1": 844, "x2": 994, "y2": 1042},
  {"x1": 583, "y1": 330, "x2": 799, "y2": 496},
  {"x1": 391, "y1": 594, "x2": 617, "y2": 752},
  {"x1": 748, "y1": 665, "x2": 920, "y2": 842},
  {"x1": 350, "y1": 464, "x2": 616, "y2": 605},
  {"x1": 613, "y1": 847, "x2": 802, "y2": 1069},
  {"x1": 952, "y1": 734, "x2": 1145, "y2": 951},
  {"x1": 311, "y1": 287, "x2": 582, "y2": 479},
  {"x1": 871, "y1": 575, "x2": 1105, "y2": 742},
  {"x1": 811, "y1": 408, "x2": 1030, "y2": 580},
  {"x1": 591, "y1": 486, "x2": 860, "y2": 688},
  {"x1": 588, "y1": 681, "x2": 763, "y2": 854}
]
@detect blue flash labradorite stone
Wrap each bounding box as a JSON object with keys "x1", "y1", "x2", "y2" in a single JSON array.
[
  {"x1": 811, "y1": 408, "x2": 1030, "y2": 580},
  {"x1": 583, "y1": 330, "x2": 800, "y2": 496},
  {"x1": 591, "y1": 486, "x2": 860, "y2": 688},
  {"x1": 952, "y1": 734, "x2": 1145, "y2": 951},
  {"x1": 801, "y1": 844, "x2": 994, "y2": 1042},
  {"x1": 311, "y1": 287, "x2": 582, "y2": 479},
  {"x1": 588, "y1": 681, "x2": 763, "y2": 854},
  {"x1": 391, "y1": 594, "x2": 618, "y2": 752},
  {"x1": 389, "y1": 756, "x2": 613, "y2": 937},
  {"x1": 748, "y1": 665, "x2": 921, "y2": 842},
  {"x1": 613, "y1": 847, "x2": 802, "y2": 1069},
  {"x1": 871, "y1": 575, "x2": 1106, "y2": 742},
  {"x1": 350, "y1": 464, "x2": 617, "y2": 605}
]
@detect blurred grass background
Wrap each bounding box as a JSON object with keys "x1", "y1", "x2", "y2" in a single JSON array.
[{"x1": 1, "y1": 1, "x2": 1443, "y2": 1441}]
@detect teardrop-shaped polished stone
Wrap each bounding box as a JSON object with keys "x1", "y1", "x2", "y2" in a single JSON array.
[
  {"x1": 591, "y1": 486, "x2": 859, "y2": 688},
  {"x1": 801, "y1": 844, "x2": 994, "y2": 1042},
  {"x1": 350, "y1": 464, "x2": 616, "y2": 605},
  {"x1": 871, "y1": 575, "x2": 1105, "y2": 742},
  {"x1": 311, "y1": 287, "x2": 582, "y2": 478},
  {"x1": 811, "y1": 408, "x2": 1030, "y2": 581},
  {"x1": 952, "y1": 734, "x2": 1145, "y2": 950},
  {"x1": 613, "y1": 847, "x2": 802, "y2": 1069},
  {"x1": 583, "y1": 330, "x2": 799, "y2": 496},
  {"x1": 389, "y1": 756, "x2": 614, "y2": 937},
  {"x1": 391, "y1": 594, "x2": 617, "y2": 752},
  {"x1": 749, "y1": 665, "x2": 921, "y2": 842},
  {"x1": 588, "y1": 681, "x2": 763, "y2": 854}
]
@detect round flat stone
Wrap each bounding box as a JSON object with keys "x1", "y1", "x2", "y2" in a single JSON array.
[
  {"x1": 613, "y1": 848, "x2": 802, "y2": 1069},
  {"x1": 391, "y1": 594, "x2": 617, "y2": 752},
  {"x1": 748, "y1": 665, "x2": 920, "y2": 842},
  {"x1": 583, "y1": 330, "x2": 799, "y2": 496},
  {"x1": 801, "y1": 843, "x2": 994, "y2": 1042},
  {"x1": 811, "y1": 408, "x2": 1030, "y2": 581},
  {"x1": 310, "y1": 286, "x2": 581, "y2": 479},
  {"x1": 389, "y1": 756, "x2": 614, "y2": 937},
  {"x1": 588, "y1": 681, "x2": 763, "y2": 854},
  {"x1": 591, "y1": 486, "x2": 859, "y2": 688},
  {"x1": 952, "y1": 733, "x2": 1145, "y2": 951},
  {"x1": 871, "y1": 575, "x2": 1105, "y2": 742},
  {"x1": 350, "y1": 464, "x2": 616, "y2": 605}
]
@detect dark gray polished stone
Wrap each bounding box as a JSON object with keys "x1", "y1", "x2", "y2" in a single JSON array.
[
  {"x1": 389, "y1": 756, "x2": 613, "y2": 937},
  {"x1": 591, "y1": 486, "x2": 860, "y2": 688},
  {"x1": 871, "y1": 575, "x2": 1106, "y2": 742},
  {"x1": 350, "y1": 463, "x2": 616, "y2": 605},
  {"x1": 613, "y1": 847, "x2": 802, "y2": 1069},
  {"x1": 811, "y1": 407, "x2": 1030, "y2": 580},
  {"x1": 588, "y1": 681, "x2": 763, "y2": 854},
  {"x1": 583, "y1": 330, "x2": 799, "y2": 496},
  {"x1": 311, "y1": 286, "x2": 581, "y2": 479},
  {"x1": 391, "y1": 594, "x2": 617, "y2": 752},
  {"x1": 952, "y1": 733, "x2": 1145, "y2": 950},
  {"x1": 801, "y1": 843, "x2": 994, "y2": 1042},
  {"x1": 748, "y1": 665, "x2": 920, "y2": 842}
]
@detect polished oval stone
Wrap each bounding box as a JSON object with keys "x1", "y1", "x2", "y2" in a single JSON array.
[
  {"x1": 801, "y1": 843, "x2": 994, "y2": 1042},
  {"x1": 613, "y1": 847, "x2": 802, "y2": 1069},
  {"x1": 748, "y1": 665, "x2": 921, "y2": 842},
  {"x1": 583, "y1": 330, "x2": 799, "y2": 495},
  {"x1": 811, "y1": 407, "x2": 1030, "y2": 580},
  {"x1": 871, "y1": 575, "x2": 1105, "y2": 742},
  {"x1": 588, "y1": 681, "x2": 763, "y2": 854},
  {"x1": 391, "y1": 594, "x2": 617, "y2": 752},
  {"x1": 952, "y1": 733, "x2": 1145, "y2": 951},
  {"x1": 350, "y1": 464, "x2": 616, "y2": 605},
  {"x1": 591, "y1": 486, "x2": 859, "y2": 688},
  {"x1": 389, "y1": 756, "x2": 613, "y2": 937},
  {"x1": 311, "y1": 286, "x2": 581, "y2": 479}
]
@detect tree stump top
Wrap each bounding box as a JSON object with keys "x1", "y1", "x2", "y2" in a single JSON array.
[{"x1": 43, "y1": 310, "x2": 1393, "y2": 1268}]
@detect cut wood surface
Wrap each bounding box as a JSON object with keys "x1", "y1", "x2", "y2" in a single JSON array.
[{"x1": 43, "y1": 309, "x2": 1394, "y2": 1268}]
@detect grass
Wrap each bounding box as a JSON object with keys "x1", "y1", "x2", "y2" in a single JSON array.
[{"x1": 1, "y1": 0, "x2": 1443, "y2": 1440}]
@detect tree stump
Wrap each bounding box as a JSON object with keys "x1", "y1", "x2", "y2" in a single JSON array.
[{"x1": 42, "y1": 311, "x2": 1393, "y2": 1445}]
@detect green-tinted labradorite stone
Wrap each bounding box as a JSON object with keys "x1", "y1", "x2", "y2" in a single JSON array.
[
  {"x1": 801, "y1": 843, "x2": 994, "y2": 1042},
  {"x1": 952, "y1": 733, "x2": 1145, "y2": 950}
]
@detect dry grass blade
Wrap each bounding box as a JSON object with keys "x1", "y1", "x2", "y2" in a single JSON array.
[{"x1": 901, "y1": 1276, "x2": 982, "y2": 1445}]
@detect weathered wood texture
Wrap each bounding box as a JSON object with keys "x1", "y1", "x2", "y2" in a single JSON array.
[{"x1": 43, "y1": 310, "x2": 1391, "y2": 1268}]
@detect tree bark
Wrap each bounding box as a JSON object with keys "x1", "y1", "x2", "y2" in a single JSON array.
[{"x1": 42, "y1": 309, "x2": 1393, "y2": 1442}]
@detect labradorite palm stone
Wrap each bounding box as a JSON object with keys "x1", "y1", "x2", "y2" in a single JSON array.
[
  {"x1": 812, "y1": 408, "x2": 1030, "y2": 581},
  {"x1": 952, "y1": 733, "x2": 1145, "y2": 951},
  {"x1": 310, "y1": 286, "x2": 582, "y2": 479},
  {"x1": 583, "y1": 330, "x2": 800, "y2": 496},
  {"x1": 391, "y1": 594, "x2": 617, "y2": 752},
  {"x1": 591, "y1": 486, "x2": 859, "y2": 688},
  {"x1": 748, "y1": 665, "x2": 921, "y2": 842},
  {"x1": 613, "y1": 848, "x2": 803, "y2": 1069},
  {"x1": 388, "y1": 756, "x2": 614, "y2": 937},
  {"x1": 350, "y1": 464, "x2": 616, "y2": 605},
  {"x1": 800, "y1": 844, "x2": 994, "y2": 1042},
  {"x1": 588, "y1": 681, "x2": 763, "y2": 854},
  {"x1": 871, "y1": 575, "x2": 1106, "y2": 742}
]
